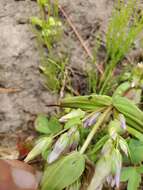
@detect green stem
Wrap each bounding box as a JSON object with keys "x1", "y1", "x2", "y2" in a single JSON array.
[
  {"x1": 53, "y1": 128, "x2": 68, "y2": 138},
  {"x1": 99, "y1": 60, "x2": 116, "y2": 94},
  {"x1": 99, "y1": 72, "x2": 112, "y2": 94},
  {"x1": 80, "y1": 106, "x2": 112, "y2": 154}
]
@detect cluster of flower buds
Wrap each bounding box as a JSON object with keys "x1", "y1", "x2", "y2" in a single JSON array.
[
  {"x1": 88, "y1": 138, "x2": 123, "y2": 190},
  {"x1": 48, "y1": 127, "x2": 80, "y2": 164}
]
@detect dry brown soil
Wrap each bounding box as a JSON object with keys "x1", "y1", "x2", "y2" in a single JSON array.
[{"x1": 0, "y1": 0, "x2": 114, "y2": 145}]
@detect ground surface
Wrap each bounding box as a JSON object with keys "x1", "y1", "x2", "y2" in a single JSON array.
[{"x1": 0, "y1": 0, "x2": 113, "y2": 145}]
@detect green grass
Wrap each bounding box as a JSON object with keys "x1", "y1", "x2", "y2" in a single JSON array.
[
  {"x1": 31, "y1": 0, "x2": 67, "y2": 92},
  {"x1": 99, "y1": 0, "x2": 143, "y2": 94}
]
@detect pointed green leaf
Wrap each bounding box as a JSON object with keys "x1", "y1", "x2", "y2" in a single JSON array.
[{"x1": 41, "y1": 152, "x2": 85, "y2": 190}]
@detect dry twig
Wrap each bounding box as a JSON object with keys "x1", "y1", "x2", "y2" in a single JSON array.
[
  {"x1": 59, "y1": 5, "x2": 103, "y2": 74},
  {"x1": 0, "y1": 88, "x2": 20, "y2": 94}
]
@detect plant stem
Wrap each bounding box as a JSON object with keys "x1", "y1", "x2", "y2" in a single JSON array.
[
  {"x1": 53, "y1": 128, "x2": 68, "y2": 138},
  {"x1": 80, "y1": 106, "x2": 112, "y2": 154},
  {"x1": 99, "y1": 60, "x2": 115, "y2": 94}
]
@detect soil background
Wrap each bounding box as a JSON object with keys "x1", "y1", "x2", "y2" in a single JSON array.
[{"x1": 0, "y1": 0, "x2": 114, "y2": 145}]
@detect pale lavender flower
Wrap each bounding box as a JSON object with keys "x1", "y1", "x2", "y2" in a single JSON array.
[
  {"x1": 48, "y1": 133, "x2": 69, "y2": 163},
  {"x1": 83, "y1": 112, "x2": 101, "y2": 128}
]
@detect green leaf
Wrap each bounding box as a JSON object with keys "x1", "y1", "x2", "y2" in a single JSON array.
[
  {"x1": 41, "y1": 152, "x2": 85, "y2": 190},
  {"x1": 35, "y1": 115, "x2": 62, "y2": 134},
  {"x1": 48, "y1": 116, "x2": 62, "y2": 133},
  {"x1": 136, "y1": 165, "x2": 143, "y2": 174},
  {"x1": 30, "y1": 17, "x2": 43, "y2": 27},
  {"x1": 37, "y1": 0, "x2": 49, "y2": 6},
  {"x1": 121, "y1": 167, "x2": 132, "y2": 182},
  {"x1": 128, "y1": 139, "x2": 143, "y2": 164},
  {"x1": 121, "y1": 167, "x2": 141, "y2": 190},
  {"x1": 35, "y1": 114, "x2": 51, "y2": 134},
  {"x1": 64, "y1": 117, "x2": 81, "y2": 129},
  {"x1": 127, "y1": 127, "x2": 143, "y2": 142},
  {"x1": 127, "y1": 170, "x2": 141, "y2": 190},
  {"x1": 66, "y1": 180, "x2": 81, "y2": 190},
  {"x1": 59, "y1": 109, "x2": 85, "y2": 122}
]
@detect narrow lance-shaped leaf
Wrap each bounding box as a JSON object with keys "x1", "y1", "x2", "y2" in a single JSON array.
[{"x1": 60, "y1": 95, "x2": 112, "y2": 111}]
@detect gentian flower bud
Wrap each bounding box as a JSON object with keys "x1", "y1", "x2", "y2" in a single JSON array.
[
  {"x1": 24, "y1": 137, "x2": 52, "y2": 163},
  {"x1": 48, "y1": 133, "x2": 69, "y2": 164},
  {"x1": 83, "y1": 112, "x2": 100, "y2": 128}
]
